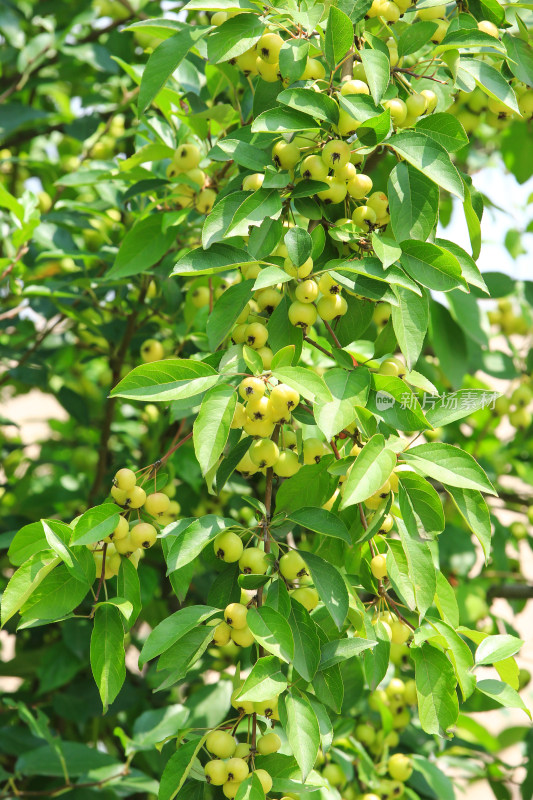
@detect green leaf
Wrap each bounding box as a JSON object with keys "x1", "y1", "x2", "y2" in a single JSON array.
[
  {"x1": 159, "y1": 736, "x2": 206, "y2": 800},
  {"x1": 226, "y1": 189, "x2": 283, "y2": 237},
  {"x1": 277, "y1": 88, "x2": 339, "y2": 125},
  {"x1": 360, "y1": 48, "x2": 390, "y2": 104},
  {"x1": 286, "y1": 507, "x2": 351, "y2": 544},
  {"x1": 368, "y1": 374, "x2": 430, "y2": 432},
  {"x1": 207, "y1": 13, "x2": 264, "y2": 63},
  {"x1": 138, "y1": 27, "x2": 207, "y2": 114},
  {"x1": 216, "y1": 140, "x2": 269, "y2": 171},
  {"x1": 397, "y1": 518, "x2": 436, "y2": 620},
  {"x1": 279, "y1": 39, "x2": 309, "y2": 82},
  {"x1": 1, "y1": 554, "x2": 60, "y2": 626},
  {"x1": 446, "y1": 485, "x2": 491, "y2": 564},
  {"x1": 272, "y1": 366, "x2": 332, "y2": 404},
  {"x1": 434, "y1": 571, "x2": 459, "y2": 628},
  {"x1": 299, "y1": 551, "x2": 349, "y2": 630},
  {"x1": 139, "y1": 605, "x2": 219, "y2": 667},
  {"x1": 412, "y1": 642, "x2": 459, "y2": 735},
  {"x1": 8, "y1": 522, "x2": 63, "y2": 567},
  {"x1": 391, "y1": 285, "x2": 429, "y2": 369},
  {"x1": 90, "y1": 604, "x2": 126, "y2": 713},
  {"x1": 71, "y1": 504, "x2": 120, "y2": 546},
  {"x1": 414, "y1": 113, "x2": 469, "y2": 153},
  {"x1": 288, "y1": 600, "x2": 321, "y2": 682},
  {"x1": 411, "y1": 755, "x2": 456, "y2": 800},
  {"x1": 246, "y1": 606, "x2": 294, "y2": 663},
  {"x1": 117, "y1": 557, "x2": 142, "y2": 629},
  {"x1": 340, "y1": 434, "x2": 396, "y2": 508},
  {"x1": 425, "y1": 389, "x2": 497, "y2": 427},
  {"x1": 284, "y1": 226, "x2": 313, "y2": 267},
  {"x1": 235, "y1": 774, "x2": 266, "y2": 800},
  {"x1": 325, "y1": 5, "x2": 354, "y2": 68},
  {"x1": 420, "y1": 617, "x2": 476, "y2": 700},
  {"x1": 400, "y1": 240, "x2": 465, "y2": 292},
  {"x1": 476, "y1": 679, "x2": 531, "y2": 719},
  {"x1": 315, "y1": 367, "x2": 370, "y2": 440},
  {"x1": 19, "y1": 563, "x2": 91, "y2": 624},
  {"x1": 172, "y1": 243, "x2": 254, "y2": 276},
  {"x1": 131, "y1": 705, "x2": 189, "y2": 752},
  {"x1": 475, "y1": 635, "x2": 524, "y2": 666},
  {"x1": 319, "y1": 637, "x2": 376, "y2": 670},
  {"x1": 251, "y1": 107, "x2": 318, "y2": 133},
  {"x1": 107, "y1": 215, "x2": 176, "y2": 279},
  {"x1": 459, "y1": 58, "x2": 520, "y2": 114},
  {"x1": 41, "y1": 521, "x2": 88, "y2": 583},
  {"x1": 436, "y1": 239, "x2": 487, "y2": 292},
  {"x1": 387, "y1": 132, "x2": 464, "y2": 199},
  {"x1": 193, "y1": 383, "x2": 237, "y2": 475},
  {"x1": 402, "y1": 442, "x2": 496, "y2": 495},
  {"x1": 462, "y1": 178, "x2": 482, "y2": 259},
  {"x1": 206, "y1": 281, "x2": 253, "y2": 351},
  {"x1": 249, "y1": 220, "x2": 285, "y2": 262},
  {"x1": 111, "y1": 359, "x2": 219, "y2": 402},
  {"x1": 398, "y1": 473, "x2": 444, "y2": 534},
  {"x1": 202, "y1": 191, "x2": 249, "y2": 249},
  {"x1": 236, "y1": 655, "x2": 288, "y2": 701},
  {"x1": 275, "y1": 460, "x2": 336, "y2": 514},
  {"x1": 503, "y1": 33, "x2": 533, "y2": 87},
  {"x1": 438, "y1": 27, "x2": 507, "y2": 54},
  {"x1": 279, "y1": 692, "x2": 319, "y2": 782},
  {"x1": 252, "y1": 266, "x2": 291, "y2": 291},
  {"x1": 398, "y1": 21, "x2": 438, "y2": 57},
  {"x1": 387, "y1": 162, "x2": 439, "y2": 243},
  {"x1": 165, "y1": 516, "x2": 234, "y2": 572},
  {"x1": 268, "y1": 295, "x2": 303, "y2": 357},
  {"x1": 371, "y1": 234, "x2": 401, "y2": 270}
]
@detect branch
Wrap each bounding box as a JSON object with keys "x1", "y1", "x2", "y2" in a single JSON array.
[
  {"x1": 487, "y1": 584, "x2": 533, "y2": 600},
  {"x1": 323, "y1": 319, "x2": 342, "y2": 349}
]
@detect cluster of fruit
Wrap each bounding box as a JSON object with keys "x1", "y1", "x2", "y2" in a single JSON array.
[
  {"x1": 455, "y1": 84, "x2": 533, "y2": 133},
  {"x1": 88, "y1": 468, "x2": 178, "y2": 579},
  {"x1": 494, "y1": 381, "x2": 533, "y2": 430},
  {"x1": 202, "y1": 722, "x2": 280, "y2": 798},
  {"x1": 165, "y1": 142, "x2": 217, "y2": 215},
  {"x1": 488, "y1": 298, "x2": 529, "y2": 337}
]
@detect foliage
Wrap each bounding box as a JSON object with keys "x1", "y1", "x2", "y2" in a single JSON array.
[{"x1": 1, "y1": 0, "x2": 533, "y2": 799}]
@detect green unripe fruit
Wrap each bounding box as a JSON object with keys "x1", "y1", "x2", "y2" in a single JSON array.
[
  {"x1": 355, "y1": 722, "x2": 376, "y2": 746},
  {"x1": 206, "y1": 730, "x2": 236, "y2": 759},
  {"x1": 257, "y1": 732, "x2": 281, "y2": 755},
  {"x1": 291, "y1": 586, "x2": 319, "y2": 611},
  {"x1": 352, "y1": 205, "x2": 377, "y2": 229},
  {"x1": 317, "y1": 294, "x2": 347, "y2": 321},
  {"x1": 254, "y1": 699, "x2": 279, "y2": 719},
  {"x1": 212, "y1": 621, "x2": 232, "y2": 646},
  {"x1": 195, "y1": 188, "x2": 217, "y2": 214},
  {"x1": 239, "y1": 377, "x2": 265, "y2": 401},
  {"x1": 388, "y1": 753, "x2": 413, "y2": 781},
  {"x1": 257, "y1": 32, "x2": 284, "y2": 64},
  {"x1": 301, "y1": 155, "x2": 328, "y2": 181},
  {"x1": 214, "y1": 531, "x2": 244, "y2": 562},
  {"x1": 323, "y1": 763, "x2": 346, "y2": 787},
  {"x1": 279, "y1": 550, "x2": 308, "y2": 581},
  {"x1": 114, "y1": 468, "x2": 136, "y2": 491},
  {"x1": 226, "y1": 758, "x2": 249, "y2": 782},
  {"x1": 224, "y1": 602, "x2": 248, "y2": 629},
  {"x1": 272, "y1": 140, "x2": 300, "y2": 169},
  {"x1": 130, "y1": 522, "x2": 157, "y2": 549},
  {"x1": 124, "y1": 485, "x2": 146, "y2": 509},
  {"x1": 234, "y1": 742, "x2": 252, "y2": 758},
  {"x1": 302, "y1": 58, "x2": 326, "y2": 80},
  {"x1": 370, "y1": 554, "x2": 388, "y2": 579},
  {"x1": 231, "y1": 625, "x2": 255, "y2": 647},
  {"x1": 205, "y1": 759, "x2": 229, "y2": 785},
  {"x1": 405, "y1": 93, "x2": 428, "y2": 117},
  {"x1": 110, "y1": 515, "x2": 129, "y2": 541},
  {"x1": 288, "y1": 300, "x2": 317, "y2": 329},
  {"x1": 303, "y1": 437, "x2": 327, "y2": 465},
  {"x1": 249, "y1": 439, "x2": 279, "y2": 469},
  {"x1": 390, "y1": 619, "x2": 411, "y2": 644},
  {"x1": 284, "y1": 255, "x2": 313, "y2": 278},
  {"x1": 295, "y1": 279, "x2": 319, "y2": 303},
  {"x1": 144, "y1": 492, "x2": 171, "y2": 517},
  {"x1": 231, "y1": 690, "x2": 254, "y2": 715},
  {"x1": 322, "y1": 139, "x2": 351, "y2": 169},
  {"x1": 222, "y1": 781, "x2": 241, "y2": 799},
  {"x1": 511, "y1": 521, "x2": 528, "y2": 540},
  {"x1": 273, "y1": 450, "x2": 300, "y2": 477},
  {"x1": 478, "y1": 19, "x2": 499, "y2": 37},
  {"x1": 239, "y1": 546, "x2": 269, "y2": 574},
  {"x1": 417, "y1": 3, "x2": 446, "y2": 18},
  {"x1": 243, "y1": 173, "x2": 265, "y2": 191},
  {"x1": 254, "y1": 769, "x2": 273, "y2": 794},
  {"x1": 384, "y1": 98, "x2": 408, "y2": 125},
  {"x1": 245, "y1": 322, "x2": 269, "y2": 349},
  {"x1": 174, "y1": 143, "x2": 201, "y2": 170},
  {"x1": 140, "y1": 339, "x2": 164, "y2": 363}
]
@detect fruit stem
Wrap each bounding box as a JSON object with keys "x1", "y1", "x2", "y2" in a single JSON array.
[
  {"x1": 304, "y1": 334, "x2": 334, "y2": 359},
  {"x1": 160, "y1": 430, "x2": 193, "y2": 463},
  {"x1": 91, "y1": 542, "x2": 108, "y2": 617},
  {"x1": 323, "y1": 318, "x2": 342, "y2": 349}
]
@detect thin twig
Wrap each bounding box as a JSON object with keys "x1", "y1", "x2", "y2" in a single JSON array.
[{"x1": 323, "y1": 319, "x2": 342, "y2": 349}]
